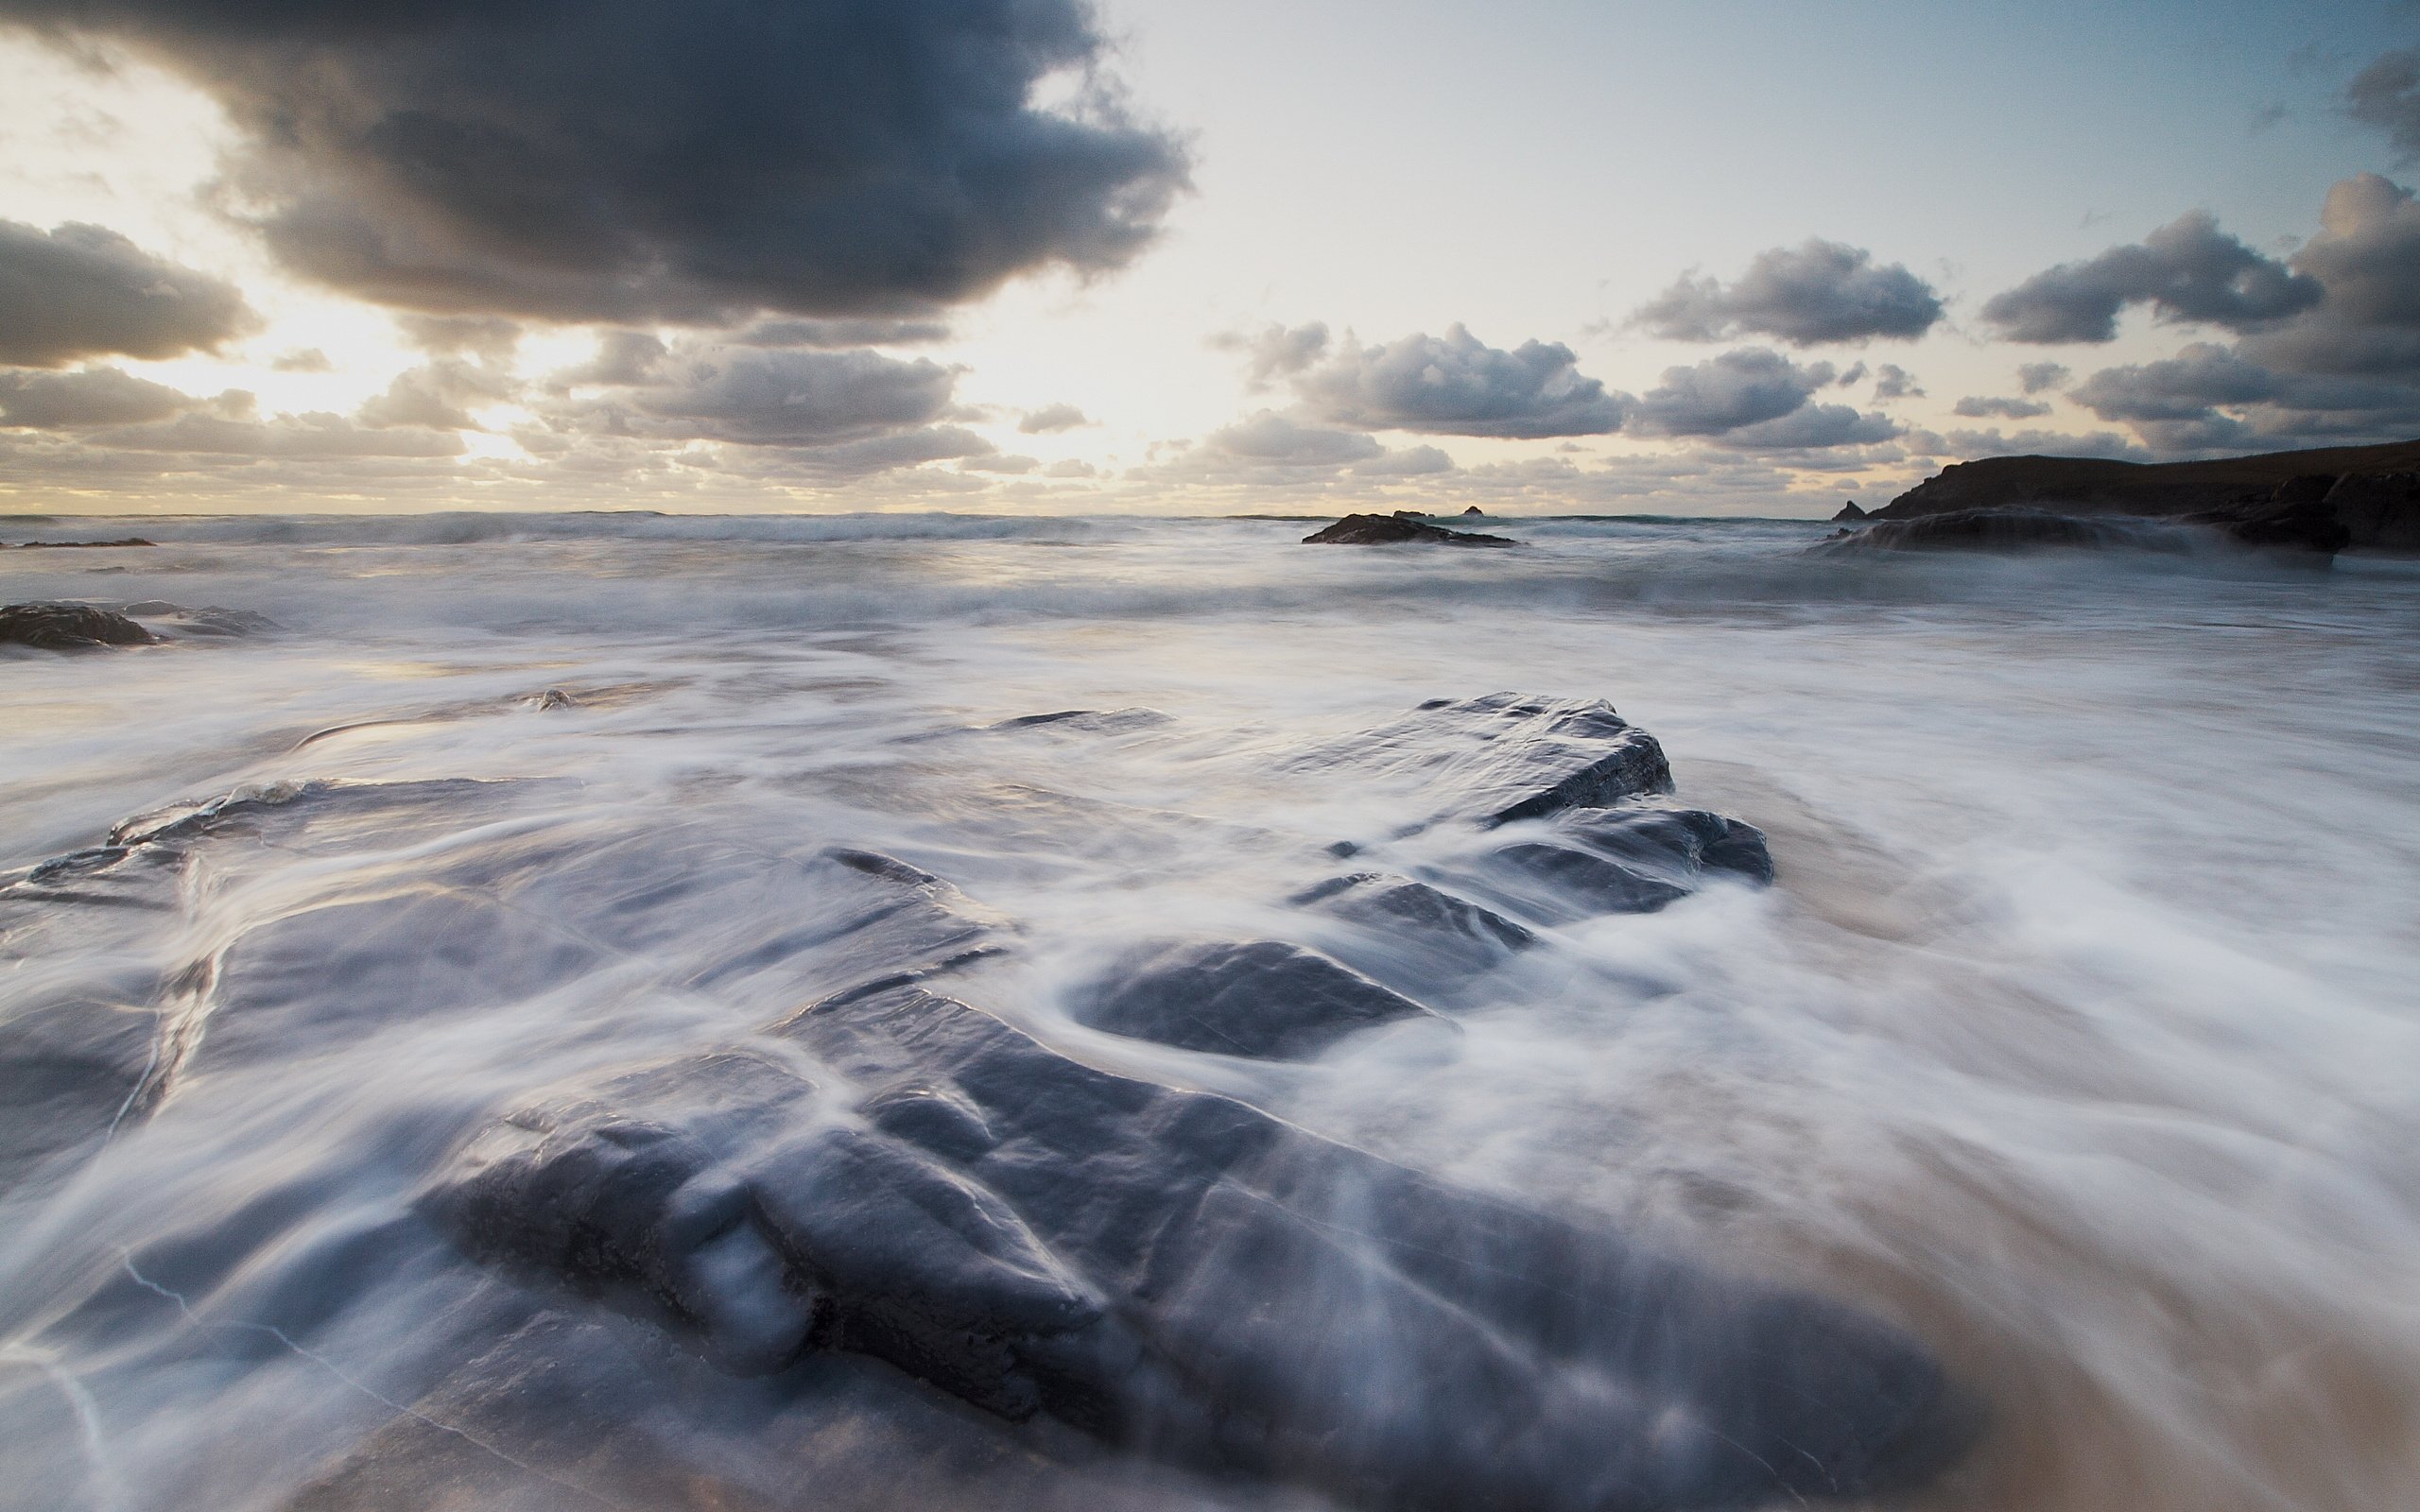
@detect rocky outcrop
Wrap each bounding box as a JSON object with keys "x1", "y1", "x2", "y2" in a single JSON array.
[
  {"x1": 1303, "y1": 513, "x2": 1516, "y2": 546},
  {"x1": 4, "y1": 698, "x2": 1965, "y2": 1512},
  {"x1": 1872, "y1": 439, "x2": 2420, "y2": 551},
  {"x1": 0, "y1": 601, "x2": 155, "y2": 649},
  {"x1": 1820, "y1": 507, "x2": 2187, "y2": 555},
  {"x1": 421, "y1": 852, "x2": 1965, "y2": 1510},
  {"x1": 1833, "y1": 501, "x2": 1868, "y2": 522}
]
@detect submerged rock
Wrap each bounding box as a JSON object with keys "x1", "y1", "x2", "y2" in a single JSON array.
[
  {"x1": 0, "y1": 601, "x2": 154, "y2": 650},
  {"x1": 1302, "y1": 513, "x2": 1516, "y2": 547},
  {"x1": 1072, "y1": 938, "x2": 1443, "y2": 1059},
  {"x1": 424, "y1": 850, "x2": 1972, "y2": 1509},
  {"x1": 1817, "y1": 507, "x2": 2176, "y2": 554},
  {"x1": 7, "y1": 701, "x2": 1964, "y2": 1512},
  {"x1": 1319, "y1": 692, "x2": 1675, "y2": 829},
  {"x1": 4, "y1": 537, "x2": 156, "y2": 549}
]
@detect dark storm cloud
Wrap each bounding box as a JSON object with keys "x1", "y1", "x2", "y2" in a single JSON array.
[
  {"x1": 0, "y1": 219, "x2": 255, "y2": 367},
  {"x1": 1632, "y1": 239, "x2": 1944, "y2": 346},
  {"x1": 1292, "y1": 324, "x2": 1625, "y2": 438},
  {"x1": 1953, "y1": 395, "x2": 2053, "y2": 420},
  {"x1": 0, "y1": 365, "x2": 209, "y2": 427},
  {"x1": 0, "y1": 0, "x2": 1189, "y2": 323},
  {"x1": 2347, "y1": 49, "x2": 2420, "y2": 163},
  {"x1": 1979, "y1": 211, "x2": 2323, "y2": 343}
]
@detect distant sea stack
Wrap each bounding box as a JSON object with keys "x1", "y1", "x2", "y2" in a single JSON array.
[
  {"x1": 1833, "y1": 501, "x2": 1867, "y2": 523},
  {"x1": 1872, "y1": 439, "x2": 2420, "y2": 551},
  {"x1": 1303, "y1": 513, "x2": 1517, "y2": 547}
]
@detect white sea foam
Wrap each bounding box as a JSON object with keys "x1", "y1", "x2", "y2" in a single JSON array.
[{"x1": 2, "y1": 514, "x2": 2415, "y2": 1510}]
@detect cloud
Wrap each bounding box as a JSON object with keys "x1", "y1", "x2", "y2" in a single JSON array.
[
  {"x1": 2017, "y1": 362, "x2": 2071, "y2": 394},
  {"x1": 1201, "y1": 410, "x2": 1384, "y2": 466},
  {"x1": 1632, "y1": 348, "x2": 1830, "y2": 436},
  {"x1": 0, "y1": 366, "x2": 212, "y2": 428},
  {"x1": 732, "y1": 318, "x2": 955, "y2": 349},
  {"x1": 1632, "y1": 239, "x2": 1943, "y2": 345},
  {"x1": 1872, "y1": 364, "x2": 1925, "y2": 401},
  {"x1": 3, "y1": 0, "x2": 1189, "y2": 323},
  {"x1": 0, "y1": 219, "x2": 255, "y2": 367},
  {"x1": 2239, "y1": 173, "x2": 2420, "y2": 377},
  {"x1": 1953, "y1": 395, "x2": 2053, "y2": 420},
  {"x1": 1017, "y1": 403, "x2": 1090, "y2": 435},
  {"x1": 2070, "y1": 339, "x2": 2420, "y2": 454},
  {"x1": 1216, "y1": 322, "x2": 1332, "y2": 390},
  {"x1": 541, "y1": 342, "x2": 957, "y2": 447},
  {"x1": 396, "y1": 314, "x2": 522, "y2": 359},
  {"x1": 2348, "y1": 49, "x2": 2420, "y2": 163},
  {"x1": 1980, "y1": 211, "x2": 2323, "y2": 342},
  {"x1": 356, "y1": 358, "x2": 516, "y2": 430},
  {"x1": 1292, "y1": 324, "x2": 1624, "y2": 438},
  {"x1": 1716, "y1": 403, "x2": 1900, "y2": 450},
  {"x1": 1902, "y1": 427, "x2": 2152, "y2": 463},
  {"x1": 270, "y1": 347, "x2": 333, "y2": 373}
]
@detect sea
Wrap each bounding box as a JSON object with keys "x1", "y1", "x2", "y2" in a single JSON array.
[{"x1": 2, "y1": 511, "x2": 2416, "y2": 1512}]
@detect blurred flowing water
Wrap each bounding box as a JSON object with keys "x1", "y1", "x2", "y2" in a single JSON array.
[{"x1": 3, "y1": 511, "x2": 2417, "y2": 1511}]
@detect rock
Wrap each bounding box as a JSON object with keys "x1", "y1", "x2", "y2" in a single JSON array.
[
  {"x1": 1490, "y1": 842, "x2": 1693, "y2": 917},
  {"x1": 1559, "y1": 805, "x2": 1776, "y2": 886},
  {"x1": 1461, "y1": 506, "x2": 1485, "y2": 516},
  {"x1": 1302, "y1": 513, "x2": 1516, "y2": 547},
  {"x1": 0, "y1": 601, "x2": 155, "y2": 650},
  {"x1": 2187, "y1": 490, "x2": 2350, "y2": 554},
  {"x1": 1833, "y1": 501, "x2": 1868, "y2": 522},
  {"x1": 1317, "y1": 693, "x2": 1675, "y2": 829},
  {"x1": 170, "y1": 605, "x2": 284, "y2": 638},
  {"x1": 4, "y1": 537, "x2": 155, "y2": 549},
  {"x1": 1817, "y1": 507, "x2": 2183, "y2": 554},
  {"x1": 425, "y1": 898, "x2": 1973, "y2": 1509},
  {"x1": 1072, "y1": 938, "x2": 1443, "y2": 1059},
  {"x1": 1291, "y1": 872, "x2": 1535, "y2": 976},
  {"x1": 2324, "y1": 472, "x2": 2420, "y2": 550}
]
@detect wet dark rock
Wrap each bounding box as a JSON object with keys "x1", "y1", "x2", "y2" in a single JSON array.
[
  {"x1": 172, "y1": 605, "x2": 284, "y2": 638},
  {"x1": 1293, "y1": 872, "x2": 1534, "y2": 955},
  {"x1": 1818, "y1": 507, "x2": 2176, "y2": 554},
  {"x1": 4, "y1": 537, "x2": 155, "y2": 549},
  {"x1": 1302, "y1": 513, "x2": 1516, "y2": 547},
  {"x1": 1833, "y1": 501, "x2": 1868, "y2": 522},
  {"x1": 428, "y1": 911, "x2": 1973, "y2": 1509},
  {"x1": 1323, "y1": 693, "x2": 1675, "y2": 829},
  {"x1": 1492, "y1": 842, "x2": 1693, "y2": 917},
  {"x1": 0, "y1": 601, "x2": 155, "y2": 650},
  {"x1": 988, "y1": 707, "x2": 1171, "y2": 734},
  {"x1": 1872, "y1": 439, "x2": 2420, "y2": 553},
  {"x1": 2325, "y1": 471, "x2": 2420, "y2": 550},
  {"x1": 1560, "y1": 805, "x2": 1776, "y2": 886},
  {"x1": 1072, "y1": 938, "x2": 1442, "y2": 1059}
]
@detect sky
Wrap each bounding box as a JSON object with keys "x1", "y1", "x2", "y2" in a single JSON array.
[{"x1": 1, "y1": 0, "x2": 2417, "y2": 517}]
